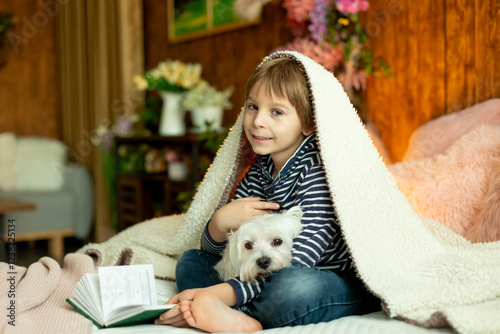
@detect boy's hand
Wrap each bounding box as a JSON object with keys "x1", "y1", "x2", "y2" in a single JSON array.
[
  {"x1": 155, "y1": 289, "x2": 198, "y2": 327},
  {"x1": 209, "y1": 197, "x2": 279, "y2": 242},
  {"x1": 156, "y1": 284, "x2": 237, "y2": 327}
]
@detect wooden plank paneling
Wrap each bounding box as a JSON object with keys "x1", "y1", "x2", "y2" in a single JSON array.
[
  {"x1": 1, "y1": 0, "x2": 496, "y2": 162},
  {"x1": 494, "y1": 0, "x2": 500, "y2": 98},
  {"x1": 446, "y1": 0, "x2": 477, "y2": 113},
  {"x1": 363, "y1": 0, "x2": 400, "y2": 158},
  {"x1": 474, "y1": 0, "x2": 500, "y2": 104},
  {"x1": 0, "y1": 0, "x2": 60, "y2": 139},
  {"x1": 364, "y1": 0, "x2": 499, "y2": 162},
  {"x1": 391, "y1": 0, "x2": 413, "y2": 162}
]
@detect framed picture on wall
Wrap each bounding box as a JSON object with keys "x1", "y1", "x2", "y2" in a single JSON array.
[{"x1": 167, "y1": 0, "x2": 261, "y2": 43}]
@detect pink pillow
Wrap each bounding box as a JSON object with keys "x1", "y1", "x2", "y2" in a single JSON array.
[
  {"x1": 365, "y1": 121, "x2": 392, "y2": 165},
  {"x1": 403, "y1": 99, "x2": 500, "y2": 162},
  {"x1": 390, "y1": 125, "x2": 500, "y2": 240}
]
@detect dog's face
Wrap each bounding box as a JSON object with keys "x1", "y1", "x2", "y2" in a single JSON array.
[{"x1": 215, "y1": 206, "x2": 303, "y2": 282}]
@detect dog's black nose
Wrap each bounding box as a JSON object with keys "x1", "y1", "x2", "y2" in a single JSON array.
[{"x1": 257, "y1": 256, "x2": 271, "y2": 269}]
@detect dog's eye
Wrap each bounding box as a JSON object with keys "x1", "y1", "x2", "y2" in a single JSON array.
[
  {"x1": 245, "y1": 242, "x2": 253, "y2": 250},
  {"x1": 272, "y1": 239, "x2": 283, "y2": 246}
]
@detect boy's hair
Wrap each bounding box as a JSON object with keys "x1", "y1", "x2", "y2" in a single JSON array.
[{"x1": 244, "y1": 56, "x2": 315, "y2": 133}]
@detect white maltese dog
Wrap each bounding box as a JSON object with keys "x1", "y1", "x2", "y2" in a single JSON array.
[{"x1": 215, "y1": 206, "x2": 303, "y2": 282}]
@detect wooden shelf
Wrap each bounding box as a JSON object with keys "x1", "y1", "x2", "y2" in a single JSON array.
[
  {"x1": 114, "y1": 136, "x2": 207, "y2": 231},
  {"x1": 115, "y1": 134, "x2": 201, "y2": 144}
]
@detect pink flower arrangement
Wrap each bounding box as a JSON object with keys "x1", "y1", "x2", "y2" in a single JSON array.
[
  {"x1": 278, "y1": 0, "x2": 391, "y2": 105},
  {"x1": 284, "y1": 0, "x2": 370, "y2": 23},
  {"x1": 164, "y1": 149, "x2": 181, "y2": 163},
  {"x1": 91, "y1": 114, "x2": 140, "y2": 153},
  {"x1": 335, "y1": 0, "x2": 369, "y2": 14},
  {"x1": 277, "y1": 38, "x2": 343, "y2": 72},
  {"x1": 283, "y1": 0, "x2": 315, "y2": 23},
  {"x1": 309, "y1": 0, "x2": 329, "y2": 43}
]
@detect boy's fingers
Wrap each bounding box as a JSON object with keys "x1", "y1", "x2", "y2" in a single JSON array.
[
  {"x1": 159, "y1": 303, "x2": 181, "y2": 320},
  {"x1": 254, "y1": 201, "x2": 280, "y2": 210},
  {"x1": 240, "y1": 197, "x2": 261, "y2": 201},
  {"x1": 234, "y1": 197, "x2": 279, "y2": 209},
  {"x1": 155, "y1": 313, "x2": 185, "y2": 325},
  {"x1": 179, "y1": 300, "x2": 192, "y2": 312},
  {"x1": 166, "y1": 293, "x2": 180, "y2": 304}
]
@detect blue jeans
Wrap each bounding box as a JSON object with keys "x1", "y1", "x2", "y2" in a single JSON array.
[{"x1": 175, "y1": 249, "x2": 380, "y2": 329}]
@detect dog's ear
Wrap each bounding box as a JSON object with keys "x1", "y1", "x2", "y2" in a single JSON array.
[
  {"x1": 215, "y1": 230, "x2": 242, "y2": 281},
  {"x1": 227, "y1": 230, "x2": 242, "y2": 270},
  {"x1": 282, "y1": 206, "x2": 303, "y2": 238},
  {"x1": 283, "y1": 206, "x2": 303, "y2": 220}
]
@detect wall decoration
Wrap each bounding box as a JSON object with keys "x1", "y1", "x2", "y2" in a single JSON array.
[
  {"x1": 0, "y1": 12, "x2": 14, "y2": 69},
  {"x1": 167, "y1": 0, "x2": 260, "y2": 43}
]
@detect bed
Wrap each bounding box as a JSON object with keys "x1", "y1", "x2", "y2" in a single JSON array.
[
  {"x1": 96, "y1": 279, "x2": 454, "y2": 334},
  {"x1": 0, "y1": 255, "x2": 455, "y2": 334},
  {"x1": 3, "y1": 53, "x2": 499, "y2": 334}
]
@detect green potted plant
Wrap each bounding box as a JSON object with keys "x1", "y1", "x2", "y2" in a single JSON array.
[
  {"x1": 182, "y1": 81, "x2": 234, "y2": 133},
  {"x1": 134, "y1": 59, "x2": 203, "y2": 136}
]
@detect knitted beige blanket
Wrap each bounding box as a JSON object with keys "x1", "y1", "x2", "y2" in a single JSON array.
[
  {"x1": 78, "y1": 51, "x2": 500, "y2": 334},
  {"x1": 0, "y1": 254, "x2": 94, "y2": 333}
]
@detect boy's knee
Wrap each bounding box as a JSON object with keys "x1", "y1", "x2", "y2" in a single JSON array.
[
  {"x1": 175, "y1": 249, "x2": 202, "y2": 278},
  {"x1": 249, "y1": 267, "x2": 369, "y2": 327},
  {"x1": 177, "y1": 248, "x2": 202, "y2": 263},
  {"x1": 175, "y1": 249, "x2": 223, "y2": 291},
  {"x1": 262, "y1": 267, "x2": 327, "y2": 302}
]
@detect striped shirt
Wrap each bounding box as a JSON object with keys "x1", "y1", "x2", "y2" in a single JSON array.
[{"x1": 200, "y1": 133, "x2": 352, "y2": 306}]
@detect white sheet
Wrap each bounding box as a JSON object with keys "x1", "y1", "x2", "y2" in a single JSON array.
[{"x1": 95, "y1": 280, "x2": 454, "y2": 334}]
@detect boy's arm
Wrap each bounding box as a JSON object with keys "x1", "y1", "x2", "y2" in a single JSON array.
[
  {"x1": 200, "y1": 223, "x2": 227, "y2": 255},
  {"x1": 206, "y1": 282, "x2": 238, "y2": 306},
  {"x1": 164, "y1": 283, "x2": 238, "y2": 307},
  {"x1": 292, "y1": 165, "x2": 346, "y2": 268},
  {"x1": 202, "y1": 172, "x2": 279, "y2": 249},
  {"x1": 200, "y1": 175, "x2": 251, "y2": 254},
  {"x1": 208, "y1": 198, "x2": 279, "y2": 242},
  {"x1": 225, "y1": 276, "x2": 265, "y2": 307},
  {"x1": 201, "y1": 197, "x2": 279, "y2": 254},
  {"x1": 199, "y1": 166, "x2": 279, "y2": 307},
  {"x1": 220, "y1": 165, "x2": 339, "y2": 307}
]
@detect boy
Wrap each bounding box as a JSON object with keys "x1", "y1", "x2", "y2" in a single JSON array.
[{"x1": 155, "y1": 54, "x2": 378, "y2": 332}]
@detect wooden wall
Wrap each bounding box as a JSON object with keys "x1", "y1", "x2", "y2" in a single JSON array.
[
  {"x1": 145, "y1": 0, "x2": 499, "y2": 162},
  {"x1": 0, "y1": 0, "x2": 60, "y2": 139},
  {"x1": 364, "y1": 0, "x2": 500, "y2": 162},
  {"x1": 143, "y1": 0, "x2": 293, "y2": 127},
  {"x1": 1, "y1": 0, "x2": 498, "y2": 163}
]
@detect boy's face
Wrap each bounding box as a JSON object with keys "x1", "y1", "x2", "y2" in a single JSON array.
[{"x1": 243, "y1": 81, "x2": 313, "y2": 173}]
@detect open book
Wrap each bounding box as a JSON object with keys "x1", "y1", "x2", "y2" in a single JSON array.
[{"x1": 66, "y1": 264, "x2": 175, "y2": 329}]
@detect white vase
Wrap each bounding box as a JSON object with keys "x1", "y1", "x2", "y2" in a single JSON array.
[
  {"x1": 168, "y1": 161, "x2": 188, "y2": 181},
  {"x1": 159, "y1": 92, "x2": 186, "y2": 136},
  {"x1": 190, "y1": 106, "x2": 224, "y2": 132}
]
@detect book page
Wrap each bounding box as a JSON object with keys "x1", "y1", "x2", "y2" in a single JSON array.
[
  {"x1": 72, "y1": 274, "x2": 104, "y2": 324},
  {"x1": 86, "y1": 273, "x2": 103, "y2": 313},
  {"x1": 99, "y1": 264, "x2": 157, "y2": 321}
]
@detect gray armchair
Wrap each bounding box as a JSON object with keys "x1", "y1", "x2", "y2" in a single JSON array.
[{"x1": 1, "y1": 164, "x2": 94, "y2": 260}]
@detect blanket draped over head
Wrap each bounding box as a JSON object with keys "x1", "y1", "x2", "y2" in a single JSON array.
[{"x1": 78, "y1": 51, "x2": 500, "y2": 334}]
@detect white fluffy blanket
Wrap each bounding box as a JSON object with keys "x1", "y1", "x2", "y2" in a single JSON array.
[{"x1": 78, "y1": 51, "x2": 500, "y2": 334}]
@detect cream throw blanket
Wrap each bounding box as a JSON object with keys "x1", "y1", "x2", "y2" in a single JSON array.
[{"x1": 78, "y1": 51, "x2": 500, "y2": 334}]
